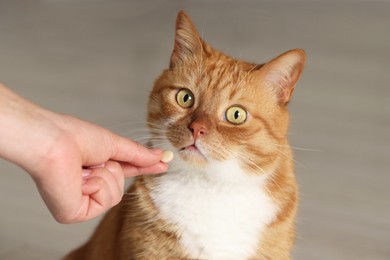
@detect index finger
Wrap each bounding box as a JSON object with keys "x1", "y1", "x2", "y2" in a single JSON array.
[{"x1": 110, "y1": 133, "x2": 164, "y2": 167}]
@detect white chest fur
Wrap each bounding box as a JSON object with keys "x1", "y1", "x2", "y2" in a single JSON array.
[{"x1": 150, "y1": 160, "x2": 278, "y2": 260}]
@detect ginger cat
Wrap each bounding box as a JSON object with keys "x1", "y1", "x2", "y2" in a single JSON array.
[{"x1": 66, "y1": 11, "x2": 305, "y2": 260}]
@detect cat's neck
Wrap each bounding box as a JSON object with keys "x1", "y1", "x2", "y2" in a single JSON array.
[
  {"x1": 148, "y1": 155, "x2": 279, "y2": 259},
  {"x1": 158, "y1": 156, "x2": 274, "y2": 188}
]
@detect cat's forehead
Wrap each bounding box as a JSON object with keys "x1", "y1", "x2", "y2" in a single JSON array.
[{"x1": 191, "y1": 58, "x2": 266, "y2": 102}]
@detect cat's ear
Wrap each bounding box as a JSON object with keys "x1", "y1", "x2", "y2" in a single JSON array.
[
  {"x1": 261, "y1": 49, "x2": 306, "y2": 105},
  {"x1": 170, "y1": 11, "x2": 203, "y2": 68}
]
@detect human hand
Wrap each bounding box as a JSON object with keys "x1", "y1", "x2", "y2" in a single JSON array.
[
  {"x1": 0, "y1": 84, "x2": 169, "y2": 223},
  {"x1": 33, "y1": 115, "x2": 169, "y2": 224}
]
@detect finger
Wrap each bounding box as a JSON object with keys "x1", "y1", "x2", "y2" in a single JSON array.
[
  {"x1": 104, "y1": 160, "x2": 125, "y2": 198},
  {"x1": 65, "y1": 116, "x2": 165, "y2": 167},
  {"x1": 82, "y1": 165, "x2": 123, "y2": 206},
  {"x1": 109, "y1": 134, "x2": 165, "y2": 167},
  {"x1": 80, "y1": 176, "x2": 111, "y2": 219},
  {"x1": 120, "y1": 161, "x2": 169, "y2": 177},
  {"x1": 82, "y1": 175, "x2": 104, "y2": 195}
]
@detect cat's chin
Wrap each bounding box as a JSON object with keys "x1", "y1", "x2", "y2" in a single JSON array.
[{"x1": 179, "y1": 145, "x2": 208, "y2": 166}]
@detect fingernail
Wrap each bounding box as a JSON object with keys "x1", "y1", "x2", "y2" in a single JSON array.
[
  {"x1": 105, "y1": 161, "x2": 121, "y2": 173},
  {"x1": 89, "y1": 163, "x2": 105, "y2": 169},
  {"x1": 82, "y1": 169, "x2": 92, "y2": 178},
  {"x1": 150, "y1": 148, "x2": 163, "y2": 155}
]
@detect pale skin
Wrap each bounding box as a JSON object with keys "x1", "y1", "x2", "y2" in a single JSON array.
[{"x1": 0, "y1": 83, "x2": 169, "y2": 224}]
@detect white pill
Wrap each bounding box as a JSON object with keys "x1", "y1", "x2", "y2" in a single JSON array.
[{"x1": 161, "y1": 150, "x2": 174, "y2": 163}]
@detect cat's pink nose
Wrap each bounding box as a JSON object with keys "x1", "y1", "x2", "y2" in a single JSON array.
[{"x1": 189, "y1": 121, "x2": 209, "y2": 140}]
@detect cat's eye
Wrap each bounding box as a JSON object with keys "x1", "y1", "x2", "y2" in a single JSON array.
[
  {"x1": 225, "y1": 106, "x2": 247, "y2": 125},
  {"x1": 176, "y1": 88, "x2": 194, "y2": 108}
]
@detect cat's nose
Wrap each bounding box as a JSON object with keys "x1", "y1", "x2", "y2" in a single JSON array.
[{"x1": 189, "y1": 121, "x2": 209, "y2": 140}]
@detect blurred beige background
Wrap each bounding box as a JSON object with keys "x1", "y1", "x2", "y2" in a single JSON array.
[{"x1": 0, "y1": 1, "x2": 389, "y2": 259}]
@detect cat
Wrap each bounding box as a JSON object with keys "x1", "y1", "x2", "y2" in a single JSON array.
[{"x1": 65, "y1": 10, "x2": 306, "y2": 260}]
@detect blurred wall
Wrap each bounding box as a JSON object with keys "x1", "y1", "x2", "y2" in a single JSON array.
[{"x1": 0, "y1": 1, "x2": 389, "y2": 259}]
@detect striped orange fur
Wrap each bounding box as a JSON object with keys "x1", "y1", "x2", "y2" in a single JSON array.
[{"x1": 66, "y1": 11, "x2": 305, "y2": 260}]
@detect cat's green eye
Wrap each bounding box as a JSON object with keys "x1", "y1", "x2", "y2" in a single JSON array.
[
  {"x1": 176, "y1": 88, "x2": 194, "y2": 108},
  {"x1": 225, "y1": 106, "x2": 247, "y2": 125}
]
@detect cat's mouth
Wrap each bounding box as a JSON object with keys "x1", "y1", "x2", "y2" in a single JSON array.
[
  {"x1": 179, "y1": 142, "x2": 207, "y2": 160},
  {"x1": 180, "y1": 144, "x2": 200, "y2": 153},
  {"x1": 183, "y1": 144, "x2": 198, "y2": 152}
]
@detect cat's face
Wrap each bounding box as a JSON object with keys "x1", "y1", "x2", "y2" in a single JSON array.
[{"x1": 148, "y1": 11, "x2": 305, "y2": 174}]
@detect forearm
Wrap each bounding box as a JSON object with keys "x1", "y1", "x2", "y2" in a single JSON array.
[{"x1": 0, "y1": 84, "x2": 60, "y2": 175}]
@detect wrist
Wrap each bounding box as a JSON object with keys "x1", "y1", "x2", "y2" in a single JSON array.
[{"x1": 0, "y1": 84, "x2": 63, "y2": 177}]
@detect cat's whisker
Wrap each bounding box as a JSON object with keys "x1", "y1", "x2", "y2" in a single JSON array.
[
  {"x1": 125, "y1": 129, "x2": 154, "y2": 136},
  {"x1": 226, "y1": 149, "x2": 286, "y2": 192},
  {"x1": 147, "y1": 120, "x2": 171, "y2": 127},
  {"x1": 227, "y1": 148, "x2": 269, "y2": 176},
  {"x1": 147, "y1": 139, "x2": 172, "y2": 151},
  {"x1": 273, "y1": 146, "x2": 305, "y2": 168},
  {"x1": 264, "y1": 171, "x2": 285, "y2": 194},
  {"x1": 273, "y1": 144, "x2": 321, "y2": 152},
  {"x1": 236, "y1": 63, "x2": 260, "y2": 90}
]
